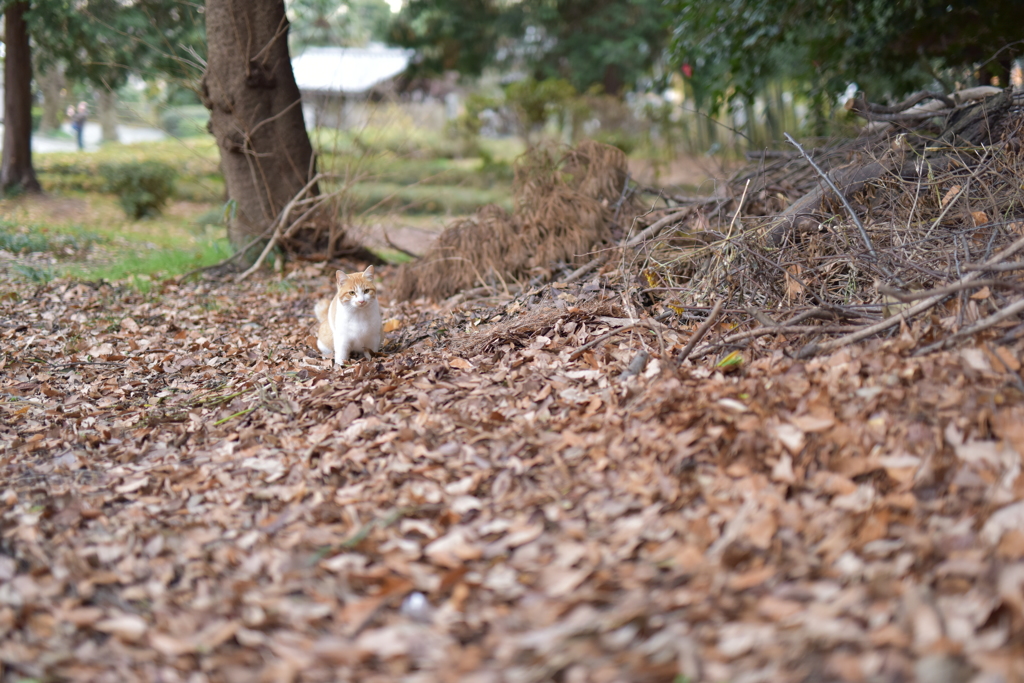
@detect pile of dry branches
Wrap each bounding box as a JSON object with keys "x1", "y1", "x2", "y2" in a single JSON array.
[
  {"x1": 371, "y1": 88, "x2": 1024, "y2": 363},
  {"x1": 631, "y1": 86, "x2": 1024, "y2": 359}
]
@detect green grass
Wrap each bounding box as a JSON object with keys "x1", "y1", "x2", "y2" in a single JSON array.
[
  {"x1": 369, "y1": 247, "x2": 415, "y2": 264},
  {"x1": 0, "y1": 219, "x2": 105, "y2": 256},
  {"x1": 69, "y1": 236, "x2": 231, "y2": 292},
  {"x1": 0, "y1": 194, "x2": 229, "y2": 290}
]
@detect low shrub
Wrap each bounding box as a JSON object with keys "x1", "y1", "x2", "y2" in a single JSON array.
[{"x1": 100, "y1": 161, "x2": 178, "y2": 218}]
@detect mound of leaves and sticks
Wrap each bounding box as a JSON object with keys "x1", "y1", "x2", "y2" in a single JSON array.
[{"x1": 2, "y1": 88, "x2": 1024, "y2": 682}]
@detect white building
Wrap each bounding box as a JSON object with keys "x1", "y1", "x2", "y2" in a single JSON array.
[{"x1": 292, "y1": 44, "x2": 413, "y2": 129}]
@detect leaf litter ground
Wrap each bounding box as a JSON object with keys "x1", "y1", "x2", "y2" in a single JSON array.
[{"x1": 3, "y1": 258, "x2": 1024, "y2": 683}]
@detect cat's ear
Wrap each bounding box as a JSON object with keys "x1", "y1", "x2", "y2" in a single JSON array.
[
  {"x1": 335, "y1": 270, "x2": 346, "y2": 285},
  {"x1": 363, "y1": 265, "x2": 374, "y2": 279}
]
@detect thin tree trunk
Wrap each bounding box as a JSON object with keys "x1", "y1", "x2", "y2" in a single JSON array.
[
  {"x1": 97, "y1": 89, "x2": 120, "y2": 144},
  {"x1": 37, "y1": 64, "x2": 66, "y2": 134},
  {"x1": 201, "y1": 0, "x2": 320, "y2": 256},
  {"x1": 1, "y1": 1, "x2": 41, "y2": 194}
]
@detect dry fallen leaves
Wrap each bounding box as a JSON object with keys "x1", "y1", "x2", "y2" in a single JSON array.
[{"x1": 1, "y1": 261, "x2": 1024, "y2": 682}]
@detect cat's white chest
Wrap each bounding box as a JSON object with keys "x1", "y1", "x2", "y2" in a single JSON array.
[{"x1": 331, "y1": 299, "x2": 381, "y2": 361}]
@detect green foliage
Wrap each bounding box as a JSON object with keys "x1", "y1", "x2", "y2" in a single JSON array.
[
  {"x1": 389, "y1": 0, "x2": 509, "y2": 76},
  {"x1": 28, "y1": 0, "x2": 206, "y2": 92},
  {"x1": 391, "y1": 0, "x2": 670, "y2": 95},
  {"x1": 668, "y1": 0, "x2": 1024, "y2": 113},
  {"x1": 591, "y1": 128, "x2": 640, "y2": 155},
  {"x1": 288, "y1": 0, "x2": 393, "y2": 51},
  {"x1": 11, "y1": 264, "x2": 58, "y2": 283},
  {"x1": 99, "y1": 161, "x2": 178, "y2": 219},
  {"x1": 505, "y1": 77, "x2": 578, "y2": 135},
  {"x1": 508, "y1": 0, "x2": 673, "y2": 96}
]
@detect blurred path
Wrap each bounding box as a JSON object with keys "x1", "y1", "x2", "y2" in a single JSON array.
[{"x1": 0, "y1": 121, "x2": 166, "y2": 154}]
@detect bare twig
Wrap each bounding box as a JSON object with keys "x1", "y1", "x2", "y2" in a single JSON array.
[
  {"x1": 799, "y1": 233, "x2": 1024, "y2": 358},
  {"x1": 677, "y1": 300, "x2": 724, "y2": 365},
  {"x1": 878, "y1": 279, "x2": 1017, "y2": 302},
  {"x1": 913, "y1": 297, "x2": 1024, "y2": 357},
  {"x1": 564, "y1": 255, "x2": 606, "y2": 284},
  {"x1": 567, "y1": 312, "x2": 672, "y2": 362},
  {"x1": 851, "y1": 90, "x2": 955, "y2": 115},
  {"x1": 623, "y1": 208, "x2": 692, "y2": 249},
  {"x1": 568, "y1": 322, "x2": 645, "y2": 361},
  {"x1": 784, "y1": 133, "x2": 879, "y2": 262},
  {"x1": 236, "y1": 173, "x2": 328, "y2": 281},
  {"x1": 383, "y1": 229, "x2": 420, "y2": 259},
  {"x1": 962, "y1": 260, "x2": 1024, "y2": 272}
]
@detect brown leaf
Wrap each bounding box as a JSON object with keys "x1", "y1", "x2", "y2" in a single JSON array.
[{"x1": 94, "y1": 614, "x2": 148, "y2": 642}]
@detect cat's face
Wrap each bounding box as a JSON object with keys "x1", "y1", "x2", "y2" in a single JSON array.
[{"x1": 336, "y1": 265, "x2": 376, "y2": 309}]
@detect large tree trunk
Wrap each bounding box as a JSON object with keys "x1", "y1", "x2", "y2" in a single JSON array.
[
  {"x1": 97, "y1": 89, "x2": 120, "y2": 144},
  {"x1": 37, "y1": 64, "x2": 65, "y2": 134},
  {"x1": 200, "y1": 0, "x2": 319, "y2": 255},
  {"x1": 1, "y1": 1, "x2": 41, "y2": 194}
]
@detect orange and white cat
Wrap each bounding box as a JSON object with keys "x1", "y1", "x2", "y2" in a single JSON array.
[{"x1": 315, "y1": 265, "x2": 382, "y2": 364}]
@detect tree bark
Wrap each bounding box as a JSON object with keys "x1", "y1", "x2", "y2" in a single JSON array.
[
  {"x1": 200, "y1": 0, "x2": 319, "y2": 255},
  {"x1": 37, "y1": 64, "x2": 66, "y2": 134},
  {"x1": 97, "y1": 89, "x2": 120, "y2": 144},
  {"x1": 2, "y1": 1, "x2": 42, "y2": 194}
]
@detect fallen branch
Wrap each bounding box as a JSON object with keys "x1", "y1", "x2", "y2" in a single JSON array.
[
  {"x1": 962, "y1": 260, "x2": 1024, "y2": 272},
  {"x1": 564, "y1": 255, "x2": 607, "y2": 284},
  {"x1": 798, "y1": 233, "x2": 1024, "y2": 358},
  {"x1": 878, "y1": 278, "x2": 1017, "y2": 302},
  {"x1": 617, "y1": 349, "x2": 650, "y2": 381},
  {"x1": 383, "y1": 228, "x2": 421, "y2": 259},
  {"x1": 784, "y1": 133, "x2": 879, "y2": 262},
  {"x1": 623, "y1": 208, "x2": 692, "y2": 249},
  {"x1": 568, "y1": 322, "x2": 646, "y2": 361},
  {"x1": 567, "y1": 312, "x2": 672, "y2": 362},
  {"x1": 236, "y1": 173, "x2": 329, "y2": 282},
  {"x1": 846, "y1": 90, "x2": 955, "y2": 116},
  {"x1": 721, "y1": 323, "x2": 862, "y2": 346},
  {"x1": 913, "y1": 296, "x2": 1024, "y2": 357}
]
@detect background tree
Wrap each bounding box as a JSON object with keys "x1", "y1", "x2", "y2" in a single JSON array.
[
  {"x1": 287, "y1": 0, "x2": 392, "y2": 52},
  {"x1": 30, "y1": 0, "x2": 206, "y2": 144},
  {"x1": 35, "y1": 64, "x2": 66, "y2": 134},
  {"x1": 388, "y1": 0, "x2": 507, "y2": 77},
  {"x1": 668, "y1": 0, "x2": 1024, "y2": 116},
  {"x1": 390, "y1": 0, "x2": 670, "y2": 96},
  {"x1": 2, "y1": 0, "x2": 42, "y2": 194},
  {"x1": 505, "y1": 0, "x2": 672, "y2": 96},
  {"x1": 202, "y1": 0, "x2": 320, "y2": 254}
]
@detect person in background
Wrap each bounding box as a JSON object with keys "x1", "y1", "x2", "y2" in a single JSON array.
[{"x1": 71, "y1": 101, "x2": 88, "y2": 150}]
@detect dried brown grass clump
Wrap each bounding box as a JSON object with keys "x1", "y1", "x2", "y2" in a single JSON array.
[
  {"x1": 394, "y1": 140, "x2": 628, "y2": 301},
  {"x1": 392, "y1": 204, "x2": 518, "y2": 301}
]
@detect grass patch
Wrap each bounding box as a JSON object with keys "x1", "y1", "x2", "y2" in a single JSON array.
[
  {"x1": 370, "y1": 247, "x2": 415, "y2": 265},
  {"x1": 0, "y1": 194, "x2": 229, "y2": 289},
  {"x1": 0, "y1": 219, "x2": 104, "y2": 256},
  {"x1": 71, "y1": 237, "x2": 231, "y2": 291}
]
